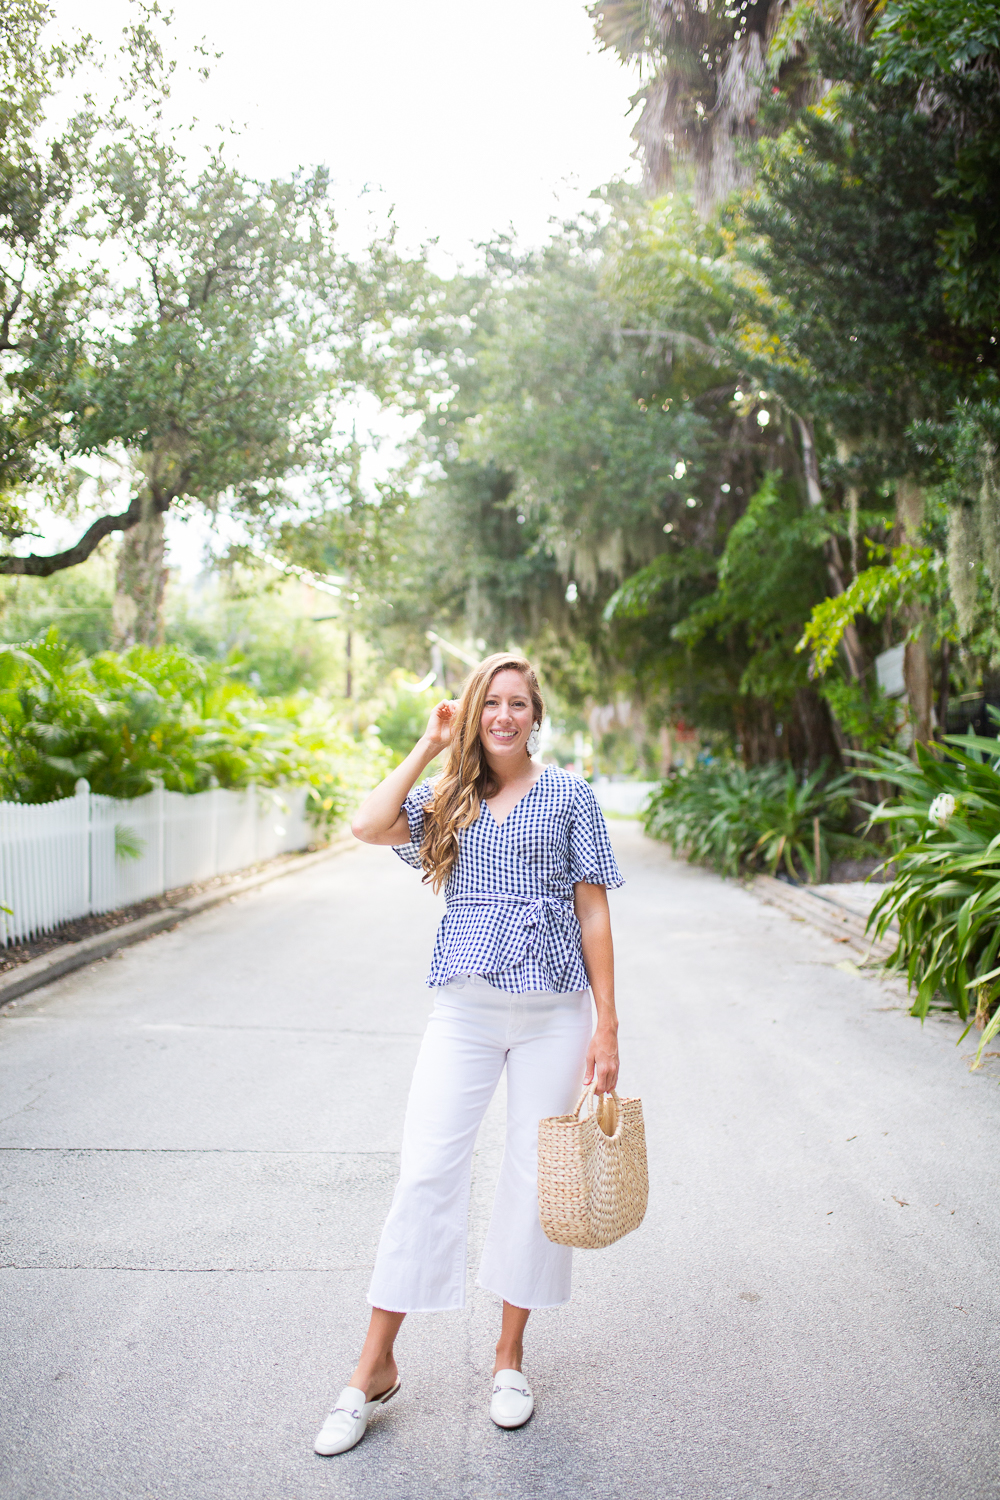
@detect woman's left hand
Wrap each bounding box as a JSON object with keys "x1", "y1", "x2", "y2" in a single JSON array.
[{"x1": 584, "y1": 1023, "x2": 620, "y2": 1094}]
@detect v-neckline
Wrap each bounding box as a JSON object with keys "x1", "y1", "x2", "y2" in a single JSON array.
[{"x1": 484, "y1": 764, "x2": 551, "y2": 829}]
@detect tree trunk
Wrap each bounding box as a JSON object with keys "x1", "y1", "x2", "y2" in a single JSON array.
[
  {"x1": 896, "y1": 478, "x2": 934, "y2": 747},
  {"x1": 734, "y1": 696, "x2": 784, "y2": 766},
  {"x1": 937, "y1": 636, "x2": 951, "y2": 739},
  {"x1": 790, "y1": 687, "x2": 842, "y2": 772},
  {"x1": 112, "y1": 487, "x2": 167, "y2": 648},
  {"x1": 904, "y1": 632, "x2": 934, "y2": 746},
  {"x1": 795, "y1": 414, "x2": 865, "y2": 681}
]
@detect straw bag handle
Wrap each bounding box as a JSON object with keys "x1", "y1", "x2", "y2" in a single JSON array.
[{"x1": 572, "y1": 1081, "x2": 620, "y2": 1118}]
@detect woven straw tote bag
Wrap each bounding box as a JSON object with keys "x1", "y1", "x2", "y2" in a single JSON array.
[{"x1": 537, "y1": 1084, "x2": 648, "y2": 1249}]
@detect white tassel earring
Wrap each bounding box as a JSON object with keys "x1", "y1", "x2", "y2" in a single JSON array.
[{"x1": 526, "y1": 722, "x2": 540, "y2": 756}]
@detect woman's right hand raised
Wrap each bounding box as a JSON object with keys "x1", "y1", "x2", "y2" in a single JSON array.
[
  {"x1": 422, "y1": 699, "x2": 457, "y2": 754},
  {"x1": 353, "y1": 700, "x2": 457, "y2": 844}
]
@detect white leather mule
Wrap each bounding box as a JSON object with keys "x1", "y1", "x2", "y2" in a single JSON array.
[
  {"x1": 313, "y1": 1380, "x2": 401, "y2": 1456},
  {"x1": 489, "y1": 1369, "x2": 534, "y2": 1429}
]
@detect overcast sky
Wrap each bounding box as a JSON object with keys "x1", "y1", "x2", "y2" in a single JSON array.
[{"x1": 49, "y1": 0, "x2": 640, "y2": 576}]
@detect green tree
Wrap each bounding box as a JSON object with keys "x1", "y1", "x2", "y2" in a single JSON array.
[
  {"x1": 77, "y1": 140, "x2": 351, "y2": 647},
  {"x1": 0, "y1": 1, "x2": 93, "y2": 539},
  {"x1": 367, "y1": 212, "x2": 748, "y2": 714},
  {"x1": 607, "y1": 472, "x2": 840, "y2": 765},
  {"x1": 0, "y1": 4, "x2": 413, "y2": 652},
  {"x1": 874, "y1": 0, "x2": 1000, "y2": 329},
  {"x1": 726, "y1": 18, "x2": 998, "y2": 742}
]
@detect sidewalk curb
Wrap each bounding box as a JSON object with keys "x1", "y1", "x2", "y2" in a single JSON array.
[
  {"x1": 0, "y1": 837, "x2": 356, "y2": 1010},
  {"x1": 750, "y1": 873, "x2": 898, "y2": 964}
]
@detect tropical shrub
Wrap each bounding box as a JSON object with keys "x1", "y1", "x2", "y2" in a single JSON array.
[
  {"x1": 373, "y1": 673, "x2": 444, "y2": 766},
  {"x1": 865, "y1": 735, "x2": 1000, "y2": 1055},
  {"x1": 818, "y1": 679, "x2": 907, "y2": 755},
  {"x1": 642, "y1": 760, "x2": 866, "y2": 880},
  {"x1": 0, "y1": 631, "x2": 389, "y2": 834}
]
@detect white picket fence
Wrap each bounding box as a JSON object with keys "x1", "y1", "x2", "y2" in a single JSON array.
[{"x1": 0, "y1": 781, "x2": 314, "y2": 948}]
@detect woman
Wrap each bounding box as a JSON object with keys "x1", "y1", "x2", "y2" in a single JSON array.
[{"x1": 313, "y1": 653, "x2": 623, "y2": 1456}]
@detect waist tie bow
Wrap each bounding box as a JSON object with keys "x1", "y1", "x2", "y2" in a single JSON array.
[{"x1": 447, "y1": 893, "x2": 580, "y2": 989}]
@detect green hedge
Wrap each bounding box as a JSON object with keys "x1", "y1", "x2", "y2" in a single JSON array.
[{"x1": 0, "y1": 630, "x2": 388, "y2": 835}]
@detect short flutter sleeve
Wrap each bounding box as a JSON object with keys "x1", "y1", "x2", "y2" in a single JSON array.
[
  {"x1": 567, "y1": 780, "x2": 625, "y2": 890},
  {"x1": 392, "y1": 777, "x2": 436, "y2": 870}
]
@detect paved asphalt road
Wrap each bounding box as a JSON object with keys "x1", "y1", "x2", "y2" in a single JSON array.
[{"x1": 2, "y1": 822, "x2": 999, "y2": 1500}]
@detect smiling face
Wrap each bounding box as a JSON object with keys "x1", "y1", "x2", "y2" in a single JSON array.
[{"x1": 479, "y1": 668, "x2": 535, "y2": 764}]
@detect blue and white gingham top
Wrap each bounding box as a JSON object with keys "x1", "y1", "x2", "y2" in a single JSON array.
[{"x1": 393, "y1": 765, "x2": 624, "y2": 993}]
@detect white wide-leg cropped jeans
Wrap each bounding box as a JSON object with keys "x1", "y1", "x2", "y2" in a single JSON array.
[{"x1": 367, "y1": 974, "x2": 593, "y2": 1313}]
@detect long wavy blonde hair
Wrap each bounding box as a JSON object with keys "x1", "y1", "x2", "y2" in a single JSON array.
[{"x1": 419, "y1": 652, "x2": 545, "y2": 891}]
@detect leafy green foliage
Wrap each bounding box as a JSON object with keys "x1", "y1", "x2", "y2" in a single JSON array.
[
  {"x1": 0, "y1": 548, "x2": 116, "y2": 655},
  {"x1": 0, "y1": 4, "x2": 415, "y2": 595},
  {"x1": 113, "y1": 822, "x2": 144, "y2": 861},
  {"x1": 735, "y1": 24, "x2": 990, "y2": 474},
  {"x1": 865, "y1": 735, "x2": 1000, "y2": 1038},
  {"x1": 733, "y1": 10, "x2": 1000, "y2": 755},
  {"x1": 798, "y1": 545, "x2": 941, "y2": 675},
  {"x1": 0, "y1": 1, "x2": 93, "y2": 531},
  {"x1": 909, "y1": 398, "x2": 1000, "y2": 656},
  {"x1": 164, "y1": 576, "x2": 348, "y2": 699},
  {"x1": 606, "y1": 472, "x2": 838, "y2": 759},
  {"x1": 643, "y1": 759, "x2": 864, "y2": 880},
  {"x1": 71, "y1": 148, "x2": 349, "y2": 532},
  {"x1": 578, "y1": 4, "x2": 999, "y2": 767},
  {"x1": 373, "y1": 673, "x2": 443, "y2": 766},
  {"x1": 369, "y1": 203, "x2": 766, "y2": 710},
  {"x1": 0, "y1": 557, "x2": 353, "y2": 698},
  {"x1": 819, "y1": 679, "x2": 903, "y2": 754},
  {"x1": 874, "y1": 0, "x2": 1000, "y2": 328},
  {"x1": 672, "y1": 473, "x2": 830, "y2": 699},
  {"x1": 0, "y1": 630, "x2": 387, "y2": 832},
  {"x1": 876, "y1": 0, "x2": 1000, "y2": 78}
]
